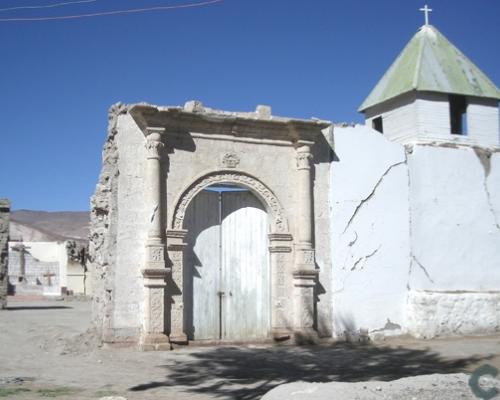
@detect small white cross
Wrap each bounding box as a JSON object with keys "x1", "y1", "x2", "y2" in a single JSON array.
[{"x1": 420, "y1": 4, "x2": 433, "y2": 26}]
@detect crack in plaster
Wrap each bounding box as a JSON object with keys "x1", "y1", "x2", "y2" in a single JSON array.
[
  {"x1": 334, "y1": 245, "x2": 381, "y2": 295},
  {"x1": 342, "y1": 161, "x2": 406, "y2": 234},
  {"x1": 150, "y1": 204, "x2": 159, "y2": 223},
  {"x1": 347, "y1": 231, "x2": 358, "y2": 247},
  {"x1": 411, "y1": 255, "x2": 435, "y2": 284},
  {"x1": 473, "y1": 147, "x2": 500, "y2": 230},
  {"x1": 405, "y1": 149, "x2": 413, "y2": 291},
  {"x1": 483, "y1": 180, "x2": 500, "y2": 230},
  {"x1": 350, "y1": 245, "x2": 381, "y2": 271}
]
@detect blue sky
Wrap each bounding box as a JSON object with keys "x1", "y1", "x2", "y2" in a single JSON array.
[{"x1": 1, "y1": 0, "x2": 499, "y2": 211}]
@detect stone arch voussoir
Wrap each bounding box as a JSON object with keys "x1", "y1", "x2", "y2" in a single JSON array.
[{"x1": 171, "y1": 171, "x2": 289, "y2": 234}]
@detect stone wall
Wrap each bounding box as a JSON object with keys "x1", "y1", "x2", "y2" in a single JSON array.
[
  {"x1": 0, "y1": 199, "x2": 10, "y2": 309},
  {"x1": 89, "y1": 103, "x2": 126, "y2": 342}
]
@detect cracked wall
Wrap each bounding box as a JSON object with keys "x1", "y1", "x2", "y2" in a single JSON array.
[
  {"x1": 0, "y1": 199, "x2": 10, "y2": 309},
  {"x1": 330, "y1": 126, "x2": 500, "y2": 340},
  {"x1": 330, "y1": 125, "x2": 410, "y2": 339},
  {"x1": 406, "y1": 145, "x2": 500, "y2": 338}
]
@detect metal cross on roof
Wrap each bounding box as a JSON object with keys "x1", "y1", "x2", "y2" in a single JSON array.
[{"x1": 419, "y1": 4, "x2": 433, "y2": 26}]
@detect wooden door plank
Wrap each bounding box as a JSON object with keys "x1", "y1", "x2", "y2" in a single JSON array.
[
  {"x1": 184, "y1": 190, "x2": 221, "y2": 340},
  {"x1": 221, "y1": 191, "x2": 269, "y2": 340}
]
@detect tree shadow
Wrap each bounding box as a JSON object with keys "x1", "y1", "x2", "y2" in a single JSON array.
[{"x1": 128, "y1": 343, "x2": 489, "y2": 400}]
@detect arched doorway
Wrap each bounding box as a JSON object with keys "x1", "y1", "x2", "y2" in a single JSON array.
[{"x1": 183, "y1": 184, "x2": 270, "y2": 341}]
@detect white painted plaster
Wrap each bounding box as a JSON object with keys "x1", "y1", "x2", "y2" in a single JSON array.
[
  {"x1": 330, "y1": 125, "x2": 410, "y2": 339},
  {"x1": 407, "y1": 146, "x2": 500, "y2": 292}
]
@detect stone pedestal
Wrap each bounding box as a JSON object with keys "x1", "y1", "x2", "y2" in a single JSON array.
[
  {"x1": 140, "y1": 268, "x2": 170, "y2": 350},
  {"x1": 166, "y1": 229, "x2": 188, "y2": 344},
  {"x1": 269, "y1": 233, "x2": 293, "y2": 339}
]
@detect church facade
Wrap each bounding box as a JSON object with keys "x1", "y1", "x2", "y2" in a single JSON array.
[{"x1": 89, "y1": 23, "x2": 500, "y2": 349}]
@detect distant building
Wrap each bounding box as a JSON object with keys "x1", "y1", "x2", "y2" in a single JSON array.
[{"x1": 8, "y1": 240, "x2": 89, "y2": 296}]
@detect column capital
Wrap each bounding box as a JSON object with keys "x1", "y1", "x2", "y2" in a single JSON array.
[
  {"x1": 295, "y1": 142, "x2": 313, "y2": 170},
  {"x1": 145, "y1": 127, "x2": 166, "y2": 160},
  {"x1": 144, "y1": 126, "x2": 166, "y2": 137}
]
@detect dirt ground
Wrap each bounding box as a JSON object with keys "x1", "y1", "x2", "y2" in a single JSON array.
[{"x1": 1, "y1": 297, "x2": 499, "y2": 400}]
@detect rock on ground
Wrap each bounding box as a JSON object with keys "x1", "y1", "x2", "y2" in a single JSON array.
[{"x1": 262, "y1": 373, "x2": 500, "y2": 400}]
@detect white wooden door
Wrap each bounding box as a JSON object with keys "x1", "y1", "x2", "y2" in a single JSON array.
[
  {"x1": 184, "y1": 190, "x2": 220, "y2": 340},
  {"x1": 184, "y1": 188, "x2": 269, "y2": 341},
  {"x1": 221, "y1": 191, "x2": 269, "y2": 340}
]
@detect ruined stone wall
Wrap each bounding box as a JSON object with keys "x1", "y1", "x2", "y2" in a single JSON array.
[
  {"x1": 0, "y1": 199, "x2": 10, "y2": 309},
  {"x1": 89, "y1": 103, "x2": 127, "y2": 341}
]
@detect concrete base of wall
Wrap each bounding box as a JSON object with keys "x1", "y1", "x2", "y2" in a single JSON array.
[{"x1": 406, "y1": 290, "x2": 500, "y2": 338}]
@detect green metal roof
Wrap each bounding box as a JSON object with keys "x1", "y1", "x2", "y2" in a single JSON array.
[{"x1": 359, "y1": 25, "x2": 500, "y2": 112}]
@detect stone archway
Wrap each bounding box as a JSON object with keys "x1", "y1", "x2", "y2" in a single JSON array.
[
  {"x1": 123, "y1": 103, "x2": 330, "y2": 350},
  {"x1": 166, "y1": 171, "x2": 293, "y2": 344},
  {"x1": 170, "y1": 171, "x2": 289, "y2": 233}
]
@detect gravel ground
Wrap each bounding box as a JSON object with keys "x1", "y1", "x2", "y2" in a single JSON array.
[{"x1": 1, "y1": 297, "x2": 499, "y2": 400}]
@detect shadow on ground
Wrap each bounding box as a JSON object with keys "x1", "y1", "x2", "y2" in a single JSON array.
[
  {"x1": 129, "y1": 343, "x2": 488, "y2": 400},
  {"x1": 6, "y1": 306, "x2": 72, "y2": 311}
]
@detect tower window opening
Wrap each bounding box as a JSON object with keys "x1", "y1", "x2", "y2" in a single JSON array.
[
  {"x1": 372, "y1": 116, "x2": 384, "y2": 134},
  {"x1": 450, "y1": 95, "x2": 468, "y2": 135}
]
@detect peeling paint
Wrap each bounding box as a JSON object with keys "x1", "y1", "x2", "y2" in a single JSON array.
[
  {"x1": 371, "y1": 318, "x2": 402, "y2": 333},
  {"x1": 473, "y1": 146, "x2": 492, "y2": 176}
]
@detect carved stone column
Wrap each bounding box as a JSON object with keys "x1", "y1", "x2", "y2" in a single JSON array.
[
  {"x1": 293, "y1": 141, "x2": 318, "y2": 337},
  {"x1": 166, "y1": 229, "x2": 188, "y2": 344},
  {"x1": 140, "y1": 127, "x2": 170, "y2": 351}
]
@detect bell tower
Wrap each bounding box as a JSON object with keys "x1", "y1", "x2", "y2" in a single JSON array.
[{"x1": 359, "y1": 21, "x2": 500, "y2": 147}]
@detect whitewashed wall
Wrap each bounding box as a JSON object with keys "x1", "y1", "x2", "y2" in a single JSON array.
[
  {"x1": 406, "y1": 146, "x2": 500, "y2": 337},
  {"x1": 330, "y1": 124, "x2": 500, "y2": 339},
  {"x1": 330, "y1": 125, "x2": 410, "y2": 339}
]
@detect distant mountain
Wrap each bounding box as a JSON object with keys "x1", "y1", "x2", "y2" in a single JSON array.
[{"x1": 10, "y1": 210, "x2": 89, "y2": 242}]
